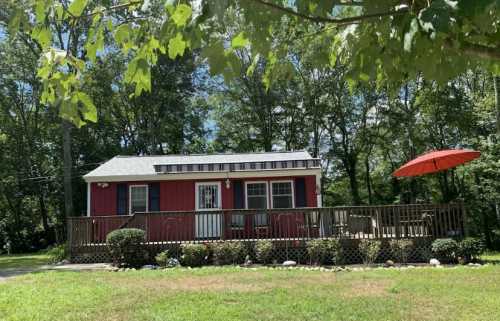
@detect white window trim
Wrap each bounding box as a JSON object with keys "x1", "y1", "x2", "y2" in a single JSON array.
[
  {"x1": 244, "y1": 181, "x2": 269, "y2": 209},
  {"x1": 195, "y1": 181, "x2": 222, "y2": 211},
  {"x1": 270, "y1": 180, "x2": 295, "y2": 209},
  {"x1": 129, "y1": 184, "x2": 148, "y2": 214},
  {"x1": 86, "y1": 182, "x2": 91, "y2": 217}
]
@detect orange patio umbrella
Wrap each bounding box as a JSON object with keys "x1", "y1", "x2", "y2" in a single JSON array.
[{"x1": 393, "y1": 149, "x2": 481, "y2": 177}]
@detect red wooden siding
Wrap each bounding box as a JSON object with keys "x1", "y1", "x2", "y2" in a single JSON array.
[
  {"x1": 90, "y1": 175, "x2": 318, "y2": 240},
  {"x1": 91, "y1": 182, "x2": 117, "y2": 216},
  {"x1": 159, "y1": 181, "x2": 195, "y2": 211},
  {"x1": 90, "y1": 176, "x2": 318, "y2": 216},
  {"x1": 305, "y1": 176, "x2": 317, "y2": 207}
]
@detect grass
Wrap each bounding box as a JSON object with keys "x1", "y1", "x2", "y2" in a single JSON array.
[
  {"x1": 480, "y1": 251, "x2": 500, "y2": 263},
  {"x1": 1, "y1": 263, "x2": 500, "y2": 321},
  {"x1": 0, "y1": 251, "x2": 498, "y2": 321},
  {"x1": 0, "y1": 252, "x2": 51, "y2": 270}
]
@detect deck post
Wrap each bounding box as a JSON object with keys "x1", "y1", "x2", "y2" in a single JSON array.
[
  {"x1": 67, "y1": 217, "x2": 73, "y2": 261},
  {"x1": 220, "y1": 210, "x2": 225, "y2": 240},
  {"x1": 461, "y1": 201, "x2": 468, "y2": 237},
  {"x1": 394, "y1": 207, "x2": 401, "y2": 239}
]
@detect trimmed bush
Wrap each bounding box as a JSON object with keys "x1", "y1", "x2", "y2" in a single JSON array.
[
  {"x1": 254, "y1": 240, "x2": 274, "y2": 264},
  {"x1": 212, "y1": 241, "x2": 247, "y2": 265},
  {"x1": 457, "y1": 237, "x2": 485, "y2": 263},
  {"x1": 389, "y1": 239, "x2": 414, "y2": 264},
  {"x1": 358, "y1": 240, "x2": 381, "y2": 265},
  {"x1": 431, "y1": 238, "x2": 458, "y2": 263},
  {"x1": 45, "y1": 243, "x2": 68, "y2": 263},
  {"x1": 156, "y1": 251, "x2": 180, "y2": 268},
  {"x1": 307, "y1": 239, "x2": 342, "y2": 265},
  {"x1": 106, "y1": 228, "x2": 147, "y2": 268},
  {"x1": 181, "y1": 243, "x2": 209, "y2": 267},
  {"x1": 155, "y1": 251, "x2": 169, "y2": 267}
]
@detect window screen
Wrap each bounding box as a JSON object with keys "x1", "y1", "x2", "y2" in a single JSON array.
[
  {"x1": 130, "y1": 185, "x2": 147, "y2": 214},
  {"x1": 272, "y1": 182, "x2": 293, "y2": 208},
  {"x1": 246, "y1": 182, "x2": 268, "y2": 226}
]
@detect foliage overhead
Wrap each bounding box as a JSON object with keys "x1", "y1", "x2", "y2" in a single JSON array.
[{"x1": 4, "y1": 0, "x2": 500, "y2": 125}]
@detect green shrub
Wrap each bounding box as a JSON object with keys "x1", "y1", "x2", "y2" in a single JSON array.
[
  {"x1": 389, "y1": 239, "x2": 414, "y2": 264},
  {"x1": 106, "y1": 228, "x2": 147, "y2": 268},
  {"x1": 46, "y1": 243, "x2": 68, "y2": 263},
  {"x1": 306, "y1": 239, "x2": 342, "y2": 265},
  {"x1": 155, "y1": 251, "x2": 169, "y2": 267},
  {"x1": 431, "y1": 238, "x2": 458, "y2": 263},
  {"x1": 457, "y1": 237, "x2": 485, "y2": 263},
  {"x1": 211, "y1": 241, "x2": 246, "y2": 265},
  {"x1": 181, "y1": 243, "x2": 209, "y2": 267},
  {"x1": 254, "y1": 240, "x2": 274, "y2": 264},
  {"x1": 358, "y1": 240, "x2": 381, "y2": 265}
]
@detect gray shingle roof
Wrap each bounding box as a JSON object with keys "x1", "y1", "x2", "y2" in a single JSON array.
[{"x1": 84, "y1": 151, "x2": 315, "y2": 179}]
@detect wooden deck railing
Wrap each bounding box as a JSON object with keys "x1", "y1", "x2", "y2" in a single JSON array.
[{"x1": 68, "y1": 203, "x2": 466, "y2": 248}]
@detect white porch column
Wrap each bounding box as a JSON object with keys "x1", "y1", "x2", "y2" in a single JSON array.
[
  {"x1": 86, "y1": 182, "x2": 91, "y2": 217},
  {"x1": 315, "y1": 173, "x2": 322, "y2": 207}
]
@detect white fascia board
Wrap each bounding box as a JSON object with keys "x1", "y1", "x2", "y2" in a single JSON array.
[{"x1": 83, "y1": 168, "x2": 322, "y2": 183}]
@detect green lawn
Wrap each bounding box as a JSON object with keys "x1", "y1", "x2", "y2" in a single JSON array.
[
  {"x1": 1, "y1": 262, "x2": 500, "y2": 321},
  {"x1": 0, "y1": 252, "x2": 51, "y2": 270}
]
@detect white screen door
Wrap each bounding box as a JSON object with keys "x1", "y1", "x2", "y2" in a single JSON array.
[{"x1": 195, "y1": 182, "x2": 222, "y2": 238}]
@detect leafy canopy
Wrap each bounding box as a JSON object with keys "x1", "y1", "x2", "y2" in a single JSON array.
[{"x1": 5, "y1": 0, "x2": 500, "y2": 125}]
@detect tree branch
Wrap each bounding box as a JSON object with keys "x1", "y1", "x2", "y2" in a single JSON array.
[
  {"x1": 251, "y1": 0, "x2": 409, "y2": 24},
  {"x1": 449, "y1": 40, "x2": 500, "y2": 61}
]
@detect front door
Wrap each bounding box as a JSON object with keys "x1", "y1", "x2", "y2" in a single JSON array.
[
  {"x1": 195, "y1": 182, "x2": 223, "y2": 239},
  {"x1": 195, "y1": 212, "x2": 222, "y2": 239}
]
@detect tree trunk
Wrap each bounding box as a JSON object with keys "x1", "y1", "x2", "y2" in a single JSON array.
[
  {"x1": 344, "y1": 155, "x2": 361, "y2": 205},
  {"x1": 494, "y1": 76, "x2": 500, "y2": 136},
  {"x1": 39, "y1": 194, "x2": 50, "y2": 233},
  {"x1": 63, "y1": 120, "x2": 73, "y2": 218},
  {"x1": 365, "y1": 156, "x2": 372, "y2": 204},
  {"x1": 494, "y1": 76, "x2": 500, "y2": 224}
]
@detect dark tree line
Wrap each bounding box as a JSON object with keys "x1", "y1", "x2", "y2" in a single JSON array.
[{"x1": 1, "y1": 19, "x2": 499, "y2": 253}]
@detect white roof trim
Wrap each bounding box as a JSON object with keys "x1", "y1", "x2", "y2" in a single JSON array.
[
  {"x1": 84, "y1": 168, "x2": 321, "y2": 183},
  {"x1": 84, "y1": 151, "x2": 318, "y2": 179}
]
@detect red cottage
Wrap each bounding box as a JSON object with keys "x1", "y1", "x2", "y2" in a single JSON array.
[{"x1": 83, "y1": 151, "x2": 322, "y2": 241}]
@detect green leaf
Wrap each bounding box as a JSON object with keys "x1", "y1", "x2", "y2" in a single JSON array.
[
  {"x1": 68, "y1": 0, "x2": 88, "y2": 17},
  {"x1": 8, "y1": 9, "x2": 22, "y2": 36},
  {"x1": 201, "y1": 40, "x2": 226, "y2": 76},
  {"x1": 168, "y1": 33, "x2": 186, "y2": 59},
  {"x1": 32, "y1": 27, "x2": 52, "y2": 49},
  {"x1": 404, "y1": 18, "x2": 419, "y2": 52},
  {"x1": 114, "y1": 24, "x2": 131, "y2": 44},
  {"x1": 76, "y1": 92, "x2": 97, "y2": 122},
  {"x1": 124, "y1": 58, "x2": 151, "y2": 96},
  {"x1": 35, "y1": 1, "x2": 46, "y2": 23},
  {"x1": 85, "y1": 25, "x2": 104, "y2": 62},
  {"x1": 231, "y1": 32, "x2": 250, "y2": 49},
  {"x1": 171, "y1": 4, "x2": 192, "y2": 27},
  {"x1": 246, "y1": 53, "x2": 260, "y2": 77},
  {"x1": 60, "y1": 98, "x2": 85, "y2": 128}
]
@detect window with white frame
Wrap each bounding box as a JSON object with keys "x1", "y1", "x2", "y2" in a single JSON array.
[
  {"x1": 196, "y1": 182, "x2": 221, "y2": 210},
  {"x1": 130, "y1": 185, "x2": 148, "y2": 214},
  {"x1": 246, "y1": 182, "x2": 268, "y2": 226},
  {"x1": 271, "y1": 181, "x2": 294, "y2": 209}
]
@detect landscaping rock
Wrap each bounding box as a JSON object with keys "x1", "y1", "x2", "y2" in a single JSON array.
[
  {"x1": 385, "y1": 260, "x2": 395, "y2": 267},
  {"x1": 429, "y1": 258, "x2": 441, "y2": 266},
  {"x1": 244, "y1": 255, "x2": 252, "y2": 266},
  {"x1": 282, "y1": 260, "x2": 297, "y2": 267}
]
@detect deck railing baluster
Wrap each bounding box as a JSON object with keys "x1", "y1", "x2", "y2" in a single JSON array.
[{"x1": 67, "y1": 204, "x2": 470, "y2": 261}]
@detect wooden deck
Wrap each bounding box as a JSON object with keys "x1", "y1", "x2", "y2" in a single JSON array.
[{"x1": 68, "y1": 203, "x2": 466, "y2": 246}]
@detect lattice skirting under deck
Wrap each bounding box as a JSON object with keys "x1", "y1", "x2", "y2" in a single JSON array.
[{"x1": 70, "y1": 238, "x2": 434, "y2": 265}]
